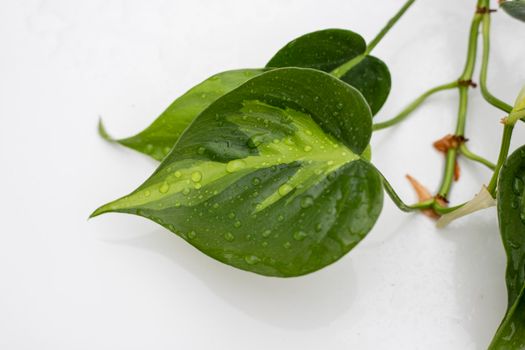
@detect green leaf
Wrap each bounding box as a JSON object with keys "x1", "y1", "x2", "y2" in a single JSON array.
[
  {"x1": 100, "y1": 69, "x2": 266, "y2": 161},
  {"x1": 513, "y1": 86, "x2": 525, "y2": 121},
  {"x1": 92, "y1": 67, "x2": 383, "y2": 277},
  {"x1": 266, "y1": 29, "x2": 366, "y2": 72},
  {"x1": 340, "y1": 56, "x2": 391, "y2": 115},
  {"x1": 266, "y1": 29, "x2": 391, "y2": 115},
  {"x1": 501, "y1": 0, "x2": 525, "y2": 22},
  {"x1": 489, "y1": 145, "x2": 525, "y2": 349}
]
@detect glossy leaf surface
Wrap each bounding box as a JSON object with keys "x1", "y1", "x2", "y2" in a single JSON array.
[
  {"x1": 92, "y1": 68, "x2": 383, "y2": 277},
  {"x1": 501, "y1": 0, "x2": 525, "y2": 22},
  {"x1": 340, "y1": 56, "x2": 391, "y2": 115},
  {"x1": 101, "y1": 69, "x2": 266, "y2": 161},
  {"x1": 266, "y1": 29, "x2": 366, "y2": 72},
  {"x1": 490, "y1": 145, "x2": 525, "y2": 349},
  {"x1": 266, "y1": 29, "x2": 391, "y2": 115}
]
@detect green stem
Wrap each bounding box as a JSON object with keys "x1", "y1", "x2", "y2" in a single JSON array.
[
  {"x1": 456, "y1": 86, "x2": 469, "y2": 136},
  {"x1": 434, "y1": 202, "x2": 465, "y2": 215},
  {"x1": 331, "y1": 55, "x2": 365, "y2": 79},
  {"x1": 458, "y1": 14, "x2": 483, "y2": 81},
  {"x1": 331, "y1": 0, "x2": 416, "y2": 78},
  {"x1": 487, "y1": 124, "x2": 514, "y2": 195},
  {"x1": 373, "y1": 81, "x2": 458, "y2": 131},
  {"x1": 366, "y1": 0, "x2": 416, "y2": 55},
  {"x1": 459, "y1": 144, "x2": 496, "y2": 170},
  {"x1": 437, "y1": 10, "x2": 483, "y2": 199},
  {"x1": 438, "y1": 149, "x2": 458, "y2": 198},
  {"x1": 377, "y1": 170, "x2": 433, "y2": 212},
  {"x1": 480, "y1": 12, "x2": 513, "y2": 113}
]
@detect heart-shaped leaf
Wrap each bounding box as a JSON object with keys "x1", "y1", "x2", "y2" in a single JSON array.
[
  {"x1": 266, "y1": 29, "x2": 391, "y2": 115},
  {"x1": 100, "y1": 69, "x2": 266, "y2": 161},
  {"x1": 92, "y1": 68, "x2": 383, "y2": 277},
  {"x1": 500, "y1": 0, "x2": 525, "y2": 22},
  {"x1": 489, "y1": 145, "x2": 525, "y2": 348}
]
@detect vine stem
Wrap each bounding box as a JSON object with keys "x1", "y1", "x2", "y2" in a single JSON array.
[
  {"x1": 331, "y1": 0, "x2": 416, "y2": 78},
  {"x1": 436, "y1": 8, "x2": 484, "y2": 199},
  {"x1": 377, "y1": 0, "x2": 519, "y2": 214},
  {"x1": 480, "y1": 6, "x2": 513, "y2": 113},
  {"x1": 365, "y1": 0, "x2": 416, "y2": 55},
  {"x1": 487, "y1": 124, "x2": 515, "y2": 195},
  {"x1": 377, "y1": 168, "x2": 460, "y2": 214},
  {"x1": 373, "y1": 81, "x2": 458, "y2": 131},
  {"x1": 459, "y1": 144, "x2": 496, "y2": 170},
  {"x1": 376, "y1": 169, "x2": 433, "y2": 212}
]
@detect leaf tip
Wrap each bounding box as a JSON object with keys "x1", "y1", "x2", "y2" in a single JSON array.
[
  {"x1": 88, "y1": 203, "x2": 113, "y2": 219},
  {"x1": 97, "y1": 118, "x2": 116, "y2": 143}
]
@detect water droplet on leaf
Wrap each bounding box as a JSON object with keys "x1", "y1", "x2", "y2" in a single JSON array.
[
  {"x1": 293, "y1": 231, "x2": 307, "y2": 241},
  {"x1": 191, "y1": 171, "x2": 202, "y2": 182},
  {"x1": 513, "y1": 177, "x2": 524, "y2": 194},
  {"x1": 159, "y1": 182, "x2": 170, "y2": 194},
  {"x1": 226, "y1": 159, "x2": 246, "y2": 173},
  {"x1": 244, "y1": 255, "x2": 260, "y2": 265},
  {"x1": 300, "y1": 196, "x2": 314, "y2": 208},
  {"x1": 278, "y1": 184, "x2": 293, "y2": 196}
]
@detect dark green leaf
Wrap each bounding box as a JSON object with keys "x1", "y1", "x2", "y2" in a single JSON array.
[
  {"x1": 92, "y1": 67, "x2": 383, "y2": 277},
  {"x1": 340, "y1": 56, "x2": 391, "y2": 115},
  {"x1": 266, "y1": 29, "x2": 391, "y2": 115},
  {"x1": 266, "y1": 29, "x2": 366, "y2": 72},
  {"x1": 490, "y1": 145, "x2": 525, "y2": 349},
  {"x1": 100, "y1": 69, "x2": 266, "y2": 161},
  {"x1": 501, "y1": 0, "x2": 525, "y2": 22}
]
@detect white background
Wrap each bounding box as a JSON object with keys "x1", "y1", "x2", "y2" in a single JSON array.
[{"x1": 1, "y1": 0, "x2": 524, "y2": 349}]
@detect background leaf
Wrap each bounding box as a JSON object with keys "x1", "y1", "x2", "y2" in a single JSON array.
[
  {"x1": 266, "y1": 29, "x2": 391, "y2": 115},
  {"x1": 490, "y1": 145, "x2": 525, "y2": 348},
  {"x1": 266, "y1": 29, "x2": 366, "y2": 72},
  {"x1": 101, "y1": 69, "x2": 266, "y2": 160},
  {"x1": 501, "y1": 0, "x2": 525, "y2": 22},
  {"x1": 340, "y1": 56, "x2": 391, "y2": 115},
  {"x1": 92, "y1": 68, "x2": 383, "y2": 277}
]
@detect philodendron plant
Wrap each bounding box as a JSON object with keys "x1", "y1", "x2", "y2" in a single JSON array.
[{"x1": 91, "y1": 0, "x2": 525, "y2": 347}]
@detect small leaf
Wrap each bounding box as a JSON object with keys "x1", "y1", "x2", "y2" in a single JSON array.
[
  {"x1": 513, "y1": 86, "x2": 525, "y2": 117},
  {"x1": 101, "y1": 69, "x2": 266, "y2": 160},
  {"x1": 500, "y1": 0, "x2": 525, "y2": 22},
  {"x1": 515, "y1": 86, "x2": 525, "y2": 109},
  {"x1": 489, "y1": 145, "x2": 525, "y2": 348},
  {"x1": 92, "y1": 68, "x2": 383, "y2": 277},
  {"x1": 266, "y1": 29, "x2": 391, "y2": 115}
]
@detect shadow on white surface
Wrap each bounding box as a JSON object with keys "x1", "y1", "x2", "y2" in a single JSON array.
[
  {"x1": 441, "y1": 211, "x2": 507, "y2": 349},
  {"x1": 101, "y1": 229, "x2": 359, "y2": 330}
]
